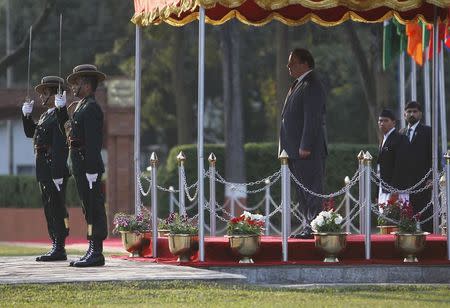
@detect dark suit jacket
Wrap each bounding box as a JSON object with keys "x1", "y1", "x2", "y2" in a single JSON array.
[
  {"x1": 377, "y1": 129, "x2": 408, "y2": 191},
  {"x1": 56, "y1": 95, "x2": 105, "y2": 176},
  {"x1": 22, "y1": 110, "x2": 70, "y2": 182},
  {"x1": 279, "y1": 71, "x2": 327, "y2": 160},
  {"x1": 399, "y1": 123, "x2": 432, "y2": 185}
]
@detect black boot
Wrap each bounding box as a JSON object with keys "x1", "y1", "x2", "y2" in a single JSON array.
[
  {"x1": 70, "y1": 240, "x2": 93, "y2": 266},
  {"x1": 73, "y1": 240, "x2": 105, "y2": 267},
  {"x1": 36, "y1": 238, "x2": 67, "y2": 261}
]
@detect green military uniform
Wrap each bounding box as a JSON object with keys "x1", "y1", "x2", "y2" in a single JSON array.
[
  {"x1": 22, "y1": 76, "x2": 70, "y2": 261},
  {"x1": 56, "y1": 64, "x2": 107, "y2": 267}
]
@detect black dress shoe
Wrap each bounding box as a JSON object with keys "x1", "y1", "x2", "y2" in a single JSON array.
[{"x1": 73, "y1": 240, "x2": 105, "y2": 267}]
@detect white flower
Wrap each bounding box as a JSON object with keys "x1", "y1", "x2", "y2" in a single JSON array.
[
  {"x1": 334, "y1": 216, "x2": 343, "y2": 225},
  {"x1": 322, "y1": 211, "x2": 332, "y2": 219},
  {"x1": 252, "y1": 214, "x2": 265, "y2": 222},
  {"x1": 311, "y1": 221, "x2": 318, "y2": 232},
  {"x1": 242, "y1": 211, "x2": 252, "y2": 220}
]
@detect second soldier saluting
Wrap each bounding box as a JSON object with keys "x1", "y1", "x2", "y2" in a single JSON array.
[{"x1": 22, "y1": 76, "x2": 70, "y2": 262}]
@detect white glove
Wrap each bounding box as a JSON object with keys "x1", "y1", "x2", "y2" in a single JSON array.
[
  {"x1": 53, "y1": 178, "x2": 63, "y2": 191},
  {"x1": 86, "y1": 173, "x2": 98, "y2": 190},
  {"x1": 55, "y1": 90, "x2": 66, "y2": 108},
  {"x1": 22, "y1": 100, "x2": 34, "y2": 116}
]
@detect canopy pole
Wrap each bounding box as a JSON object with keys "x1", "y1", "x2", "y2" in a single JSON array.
[
  {"x1": 399, "y1": 52, "x2": 406, "y2": 129},
  {"x1": 410, "y1": 57, "x2": 417, "y2": 101},
  {"x1": 424, "y1": 47, "x2": 431, "y2": 125},
  {"x1": 197, "y1": 6, "x2": 206, "y2": 262},
  {"x1": 134, "y1": 25, "x2": 142, "y2": 215},
  {"x1": 432, "y1": 13, "x2": 439, "y2": 234}
]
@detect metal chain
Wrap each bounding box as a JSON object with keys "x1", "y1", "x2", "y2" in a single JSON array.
[
  {"x1": 370, "y1": 168, "x2": 432, "y2": 194},
  {"x1": 181, "y1": 168, "x2": 199, "y2": 202},
  {"x1": 290, "y1": 169, "x2": 361, "y2": 198},
  {"x1": 213, "y1": 169, "x2": 281, "y2": 188},
  {"x1": 137, "y1": 173, "x2": 151, "y2": 197}
]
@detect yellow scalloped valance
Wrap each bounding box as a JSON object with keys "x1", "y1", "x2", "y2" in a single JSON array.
[{"x1": 132, "y1": 0, "x2": 450, "y2": 27}]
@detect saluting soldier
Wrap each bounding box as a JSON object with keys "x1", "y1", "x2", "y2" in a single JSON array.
[
  {"x1": 55, "y1": 64, "x2": 107, "y2": 267},
  {"x1": 21, "y1": 76, "x2": 70, "y2": 262}
]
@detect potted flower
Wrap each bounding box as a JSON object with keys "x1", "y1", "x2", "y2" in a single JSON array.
[
  {"x1": 377, "y1": 197, "x2": 401, "y2": 234},
  {"x1": 226, "y1": 211, "x2": 265, "y2": 263},
  {"x1": 391, "y1": 201, "x2": 429, "y2": 262},
  {"x1": 157, "y1": 216, "x2": 171, "y2": 237},
  {"x1": 112, "y1": 207, "x2": 151, "y2": 257},
  {"x1": 311, "y1": 209, "x2": 348, "y2": 262},
  {"x1": 165, "y1": 213, "x2": 198, "y2": 262}
]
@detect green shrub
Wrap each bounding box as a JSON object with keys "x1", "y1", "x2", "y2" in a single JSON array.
[
  {"x1": 154, "y1": 143, "x2": 378, "y2": 217},
  {"x1": 0, "y1": 176, "x2": 81, "y2": 208}
]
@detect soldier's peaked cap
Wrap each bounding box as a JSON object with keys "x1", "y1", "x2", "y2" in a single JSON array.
[
  {"x1": 35, "y1": 76, "x2": 66, "y2": 95},
  {"x1": 67, "y1": 64, "x2": 106, "y2": 85}
]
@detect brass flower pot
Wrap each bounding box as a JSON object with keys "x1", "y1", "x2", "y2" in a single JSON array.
[
  {"x1": 392, "y1": 232, "x2": 429, "y2": 262},
  {"x1": 377, "y1": 225, "x2": 399, "y2": 235},
  {"x1": 168, "y1": 234, "x2": 198, "y2": 262},
  {"x1": 158, "y1": 229, "x2": 170, "y2": 237},
  {"x1": 228, "y1": 234, "x2": 261, "y2": 263},
  {"x1": 313, "y1": 232, "x2": 349, "y2": 263},
  {"x1": 119, "y1": 231, "x2": 152, "y2": 257}
]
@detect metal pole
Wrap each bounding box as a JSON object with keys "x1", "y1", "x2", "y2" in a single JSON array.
[
  {"x1": 439, "y1": 45, "x2": 447, "y2": 162},
  {"x1": 432, "y1": 15, "x2": 440, "y2": 234},
  {"x1": 280, "y1": 150, "x2": 290, "y2": 262},
  {"x1": 411, "y1": 57, "x2": 417, "y2": 101},
  {"x1": 445, "y1": 151, "x2": 450, "y2": 260},
  {"x1": 134, "y1": 25, "x2": 142, "y2": 215},
  {"x1": 364, "y1": 151, "x2": 372, "y2": 260},
  {"x1": 399, "y1": 52, "x2": 406, "y2": 130},
  {"x1": 208, "y1": 153, "x2": 217, "y2": 236},
  {"x1": 197, "y1": 6, "x2": 206, "y2": 262},
  {"x1": 177, "y1": 151, "x2": 186, "y2": 215},
  {"x1": 358, "y1": 151, "x2": 365, "y2": 234},
  {"x1": 169, "y1": 186, "x2": 175, "y2": 213},
  {"x1": 344, "y1": 176, "x2": 351, "y2": 234},
  {"x1": 6, "y1": 0, "x2": 13, "y2": 85},
  {"x1": 150, "y1": 152, "x2": 158, "y2": 257},
  {"x1": 424, "y1": 47, "x2": 431, "y2": 125},
  {"x1": 265, "y1": 178, "x2": 270, "y2": 236}
]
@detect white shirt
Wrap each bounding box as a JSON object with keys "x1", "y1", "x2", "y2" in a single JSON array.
[
  {"x1": 381, "y1": 127, "x2": 396, "y2": 148},
  {"x1": 47, "y1": 107, "x2": 56, "y2": 114},
  {"x1": 296, "y1": 69, "x2": 313, "y2": 84},
  {"x1": 406, "y1": 121, "x2": 419, "y2": 142}
]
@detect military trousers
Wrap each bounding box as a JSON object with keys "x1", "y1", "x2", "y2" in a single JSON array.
[
  {"x1": 73, "y1": 172, "x2": 107, "y2": 241},
  {"x1": 39, "y1": 178, "x2": 69, "y2": 241}
]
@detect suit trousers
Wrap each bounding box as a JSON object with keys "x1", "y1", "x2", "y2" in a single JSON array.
[
  {"x1": 288, "y1": 158, "x2": 325, "y2": 224},
  {"x1": 73, "y1": 172, "x2": 108, "y2": 241},
  {"x1": 410, "y1": 189, "x2": 433, "y2": 233},
  {"x1": 39, "y1": 179, "x2": 69, "y2": 241}
]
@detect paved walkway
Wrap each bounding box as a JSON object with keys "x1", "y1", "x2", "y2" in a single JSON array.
[{"x1": 0, "y1": 256, "x2": 245, "y2": 284}]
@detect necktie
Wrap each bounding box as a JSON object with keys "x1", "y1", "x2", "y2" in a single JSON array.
[{"x1": 407, "y1": 128, "x2": 412, "y2": 142}]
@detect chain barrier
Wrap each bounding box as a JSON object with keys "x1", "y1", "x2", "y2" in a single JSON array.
[
  {"x1": 181, "y1": 168, "x2": 200, "y2": 202},
  {"x1": 137, "y1": 173, "x2": 152, "y2": 197},
  {"x1": 212, "y1": 169, "x2": 282, "y2": 194},
  {"x1": 290, "y1": 169, "x2": 361, "y2": 198},
  {"x1": 370, "y1": 168, "x2": 433, "y2": 195}
]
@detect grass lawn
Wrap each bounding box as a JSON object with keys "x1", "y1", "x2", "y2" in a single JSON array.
[
  {"x1": 1, "y1": 282, "x2": 450, "y2": 307},
  {"x1": 0, "y1": 244, "x2": 111, "y2": 257}
]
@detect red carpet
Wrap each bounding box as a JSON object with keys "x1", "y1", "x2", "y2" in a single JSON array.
[{"x1": 111, "y1": 235, "x2": 450, "y2": 266}]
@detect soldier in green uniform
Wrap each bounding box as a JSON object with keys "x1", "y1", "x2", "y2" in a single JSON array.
[
  {"x1": 21, "y1": 76, "x2": 70, "y2": 262},
  {"x1": 55, "y1": 64, "x2": 107, "y2": 267}
]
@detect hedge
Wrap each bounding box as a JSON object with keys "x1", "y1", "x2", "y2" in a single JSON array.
[
  {"x1": 155, "y1": 142, "x2": 379, "y2": 217},
  {"x1": 0, "y1": 176, "x2": 81, "y2": 208}
]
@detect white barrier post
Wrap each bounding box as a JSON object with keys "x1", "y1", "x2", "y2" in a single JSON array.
[
  {"x1": 357, "y1": 151, "x2": 365, "y2": 234},
  {"x1": 150, "y1": 152, "x2": 158, "y2": 258},
  {"x1": 177, "y1": 151, "x2": 186, "y2": 215},
  {"x1": 344, "y1": 176, "x2": 351, "y2": 233},
  {"x1": 280, "y1": 150, "x2": 290, "y2": 262},
  {"x1": 364, "y1": 151, "x2": 372, "y2": 260},
  {"x1": 169, "y1": 186, "x2": 175, "y2": 213},
  {"x1": 265, "y1": 178, "x2": 271, "y2": 236},
  {"x1": 208, "y1": 153, "x2": 217, "y2": 236}
]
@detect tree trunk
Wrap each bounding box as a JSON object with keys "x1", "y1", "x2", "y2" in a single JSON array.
[
  {"x1": 221, "y1": 21, "x2": 246, "y2": 196},
  {"x1": 275, "y1": 24, "x2": 289, "y2": 140},
  {"x1": 171, "y1": 28, "x2": 193, "y2": 144}
]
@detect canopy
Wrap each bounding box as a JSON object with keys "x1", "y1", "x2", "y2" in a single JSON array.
[{"x1": 132, "y1": 0, "x2": 450, "y2": 27}]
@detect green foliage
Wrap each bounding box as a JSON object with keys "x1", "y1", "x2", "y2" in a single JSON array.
[
  {"x1": 162, "y1": 213, "x2": 198, "y2": 235},
  {"x1": 112, "y1": 207, "x2": 151, "y2": 234},
  {"x1": 0, "y1": 176, "x2": 81, "y2": 208}
]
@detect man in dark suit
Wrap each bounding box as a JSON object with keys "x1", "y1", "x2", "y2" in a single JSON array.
[
  {"x1": 400, "y1": 101, "x2": 432, "y2": 232},
  {"x1": 376, "y1": 109, "x2": 408, "y2": 205},
  {"x1": 279, "y1": 48, "x2": 327, "y2": 239},
  {"x1": 55, "y1": 64, "x2": 107, "y2": 267},
  {"x1": 21, "y1": 76, "x2": 70, "y2": 261}
]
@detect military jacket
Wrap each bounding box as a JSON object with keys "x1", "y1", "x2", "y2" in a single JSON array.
[
  {"x1": 56, "y1": 95, "x2": 105, "y2": 175},
  {"x1": 22, "y1": 109, "x2": 70, "y2": 182}
]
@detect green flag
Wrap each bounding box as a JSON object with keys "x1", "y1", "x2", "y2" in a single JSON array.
[{"x1": 382, "y1": 19, "x2": 406, "y2": 70}]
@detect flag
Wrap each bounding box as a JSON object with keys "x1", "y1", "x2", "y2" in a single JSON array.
[
  {"x1": 382, "y1": 19, "x2": 406, "y2": 70},
  {"x1": 406, "y1": 22, "x2": 423, "y2": 65},
  {"x1": 426, "y1": 23, "x2": 446, "y2": 60},
  {"x1": 445, "y1": 22, "x2": 450, "y2": 51}
]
